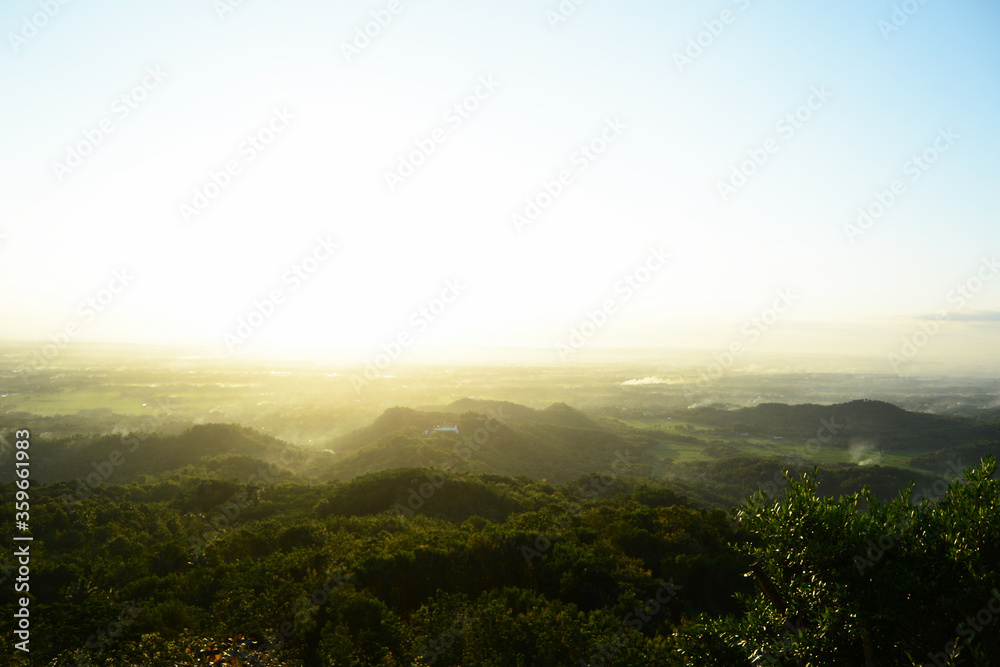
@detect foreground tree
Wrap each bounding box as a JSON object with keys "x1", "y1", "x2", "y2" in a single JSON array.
[{"x1": 705, "y1": 456, "x2": 999, "y2": 666}]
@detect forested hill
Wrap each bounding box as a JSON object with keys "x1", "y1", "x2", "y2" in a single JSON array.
[
  {"x1": 0, "y1": 423, "x2": 293, "y2": 485},
  {"x1": 315, "y1": 400, "x2": 650, "y2": 484},
  {"x1": 2, "y1": 397, "x2": 1000, "y2": 664},
  {"x1": 682, "y1": 398, "x2": 1000, "y2": 449},
  {"x1": 441, "y1": 398, "x2": 603, "y2": 429},
  {"x1": 2, "y1": 452, "x2": 997, "y2": 665},
  {"x1": 330, "y1": 399, "x2": 602, "y2": 456},
  {"x1": 5, "y1": 398, "x2": 998, "y2": 511}
]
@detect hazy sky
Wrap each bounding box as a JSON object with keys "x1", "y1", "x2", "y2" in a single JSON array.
[{"x1": 2, "y1": 0, "x2": 998, "y2": 371}]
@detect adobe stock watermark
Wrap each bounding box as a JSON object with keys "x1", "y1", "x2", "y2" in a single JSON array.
[
  {"x1": 351, "y1": 278, "x2": 467, "y2": 393},
  {"x1": 545, "y1": 0, "x2": 589, "y2": 30},
  {"x1": 512, "y1": 116, "x2": 628, "y2": 234},
  {"x1": 556, "y1": 246, "x2": 671, "y2": 361},
  {"x1": 266, "y1": 569, "x2": 350, "y2": 652},
  {"x1": 223, "y1": 235, "x2": 339, "y2": 354},
  {"x1": 878, "y1": 0, "x2": 931, "y2": 40},
  {"x1": 844, "y1": 127, "x2": 958, "y2": 242},
  {"x1": 394, "y1": 468, "x2": 450, "y2": 517},
  {"x1": 8, "y1": 0, "x2": 73, "y2": 53},
  {"x1": 213, "y1": 0, "x2": 251, "y2": 21},
  {"x1": 51, "y1": 66, "x2": 168, "y2": 183},
  {"x1": 757, "y1": 415, "x2": 845, "y2": 497},
  {"x1": 887, "y1": 255, "x2": 997, "y2": 372},
  {"x1": 339, "y1": 0, "x2": 410, "y2": 63},
  {"x1": 672, "y1": 0, "x2": 753, "y2": 73},
  {"x1": 190, "y1": 438, "x2": 310, "y2": 555},
  {"x1": 581, "y1": 578, "x2": 682, "y2": 666},
  {"x1": 60, "y1": 398, "x2": 174, "y2": 513},
  {"x1": 717, "y1": 86, "x2": 832, "y2": 202},
  {"x1": 754, "y1": 619, "x2": 809, "y2": 667},
  {"x1": 924, "y1": 589, "x2": 1000, "y2": 667},
  {"x1": 854, "y1": 459, "x2": 967, "y2": 576},
  {"x1": 189, "y1": 488, "x2": 257, "y2": 556},
  {"x1": 393, "y1": 407, "x2": 505, "y2": 516},
  {"x1": 384, "y1": 75, "x2": 501, "y2": 192},
  {"x1": 416, "y1": 613, "x2": 473, "y2": 665},
  {"x1": 179, "y1": 107, "x2": 294, "y2": 224},
  {"x1": 911, "y1": 459, "x2": 969, "y2": 505},
  {"x1": 63, "y1": 601, "x2": 143, "y2": 666},
  {"x1": 521, "y1": 449, "x2": 639, "y2": 564},
  {"x1": 17, "y1": 269, "x2": 135, "y2": 383},
  {"x1": 694, "y1": 288, "x2": 798, "y2": 383}
]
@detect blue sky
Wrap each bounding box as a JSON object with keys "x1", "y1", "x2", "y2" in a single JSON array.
[{"x1": 1, "y1": 0, "x2": 998, "y2": 372}]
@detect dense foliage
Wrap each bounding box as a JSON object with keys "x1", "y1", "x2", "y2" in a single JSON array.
[
  {"x1": 2, "y1": 396, "x2": 998, "y2": 665},
  {"x1": 2, "y1": 455, "x2": 998, "y2": 666},
  {"x1": 686, "y1": 456, "x2": 1000, "y2": 666},
  {"x1": 0, "y1": 467, "x2": 751, "y2": 666}
]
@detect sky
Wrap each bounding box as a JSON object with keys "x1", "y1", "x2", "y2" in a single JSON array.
[{"x1": 1, "y1": 0, "x2": 999, "y2": 373}]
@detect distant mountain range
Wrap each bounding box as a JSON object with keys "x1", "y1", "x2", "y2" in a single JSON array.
[
  {"x1": 683, "y1": 398, "x2": 1000, "y2": 449},
  {"x1": 3, "y1": 398, "x2": 996, "y2": 506}
]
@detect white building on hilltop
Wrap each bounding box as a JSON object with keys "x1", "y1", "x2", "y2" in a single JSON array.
[{"x1": 423, "y1": 424, "x2": 459, "y2": 435}]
